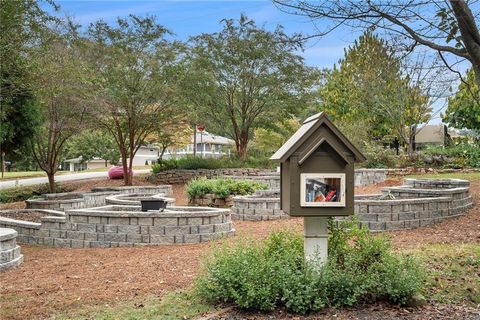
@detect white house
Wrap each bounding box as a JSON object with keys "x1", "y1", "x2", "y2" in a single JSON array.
[
  {"x1": 163, "y1": 131, "x2": 234, "y2": 159},
  {"x1": 64, "y1": 146, "x2": 159, "y2": 172}
]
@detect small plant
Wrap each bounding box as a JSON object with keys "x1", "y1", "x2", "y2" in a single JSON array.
[
  {"x1": 196, "y1": 219, "x2": 425, "y2": 314},
  {"x1": 186, "y1": 178, "x2": 267, "y2": 199}
]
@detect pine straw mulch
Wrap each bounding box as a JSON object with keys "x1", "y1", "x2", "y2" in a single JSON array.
[{"x1": 0, "y1": 178, "x2": 478, "y2": 319}]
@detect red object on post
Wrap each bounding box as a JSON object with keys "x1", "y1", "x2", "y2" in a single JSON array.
[
  {"x1": 108, "y1": 166, "x2": 132, "y2": 179},
  {"x1": 196, "y1": 124, "x2": 205, "y2": 132}
]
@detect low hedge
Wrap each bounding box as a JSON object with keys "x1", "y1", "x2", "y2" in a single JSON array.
[
  {"x1": 152, "y1": 156, "x2": 275, "y2": 174},
  {"x1": 186, "y1": 178, "x2": 267, "y2": 199},
  {"x1": 196, "y1": 219, "x2": 425, "y2": 314}
]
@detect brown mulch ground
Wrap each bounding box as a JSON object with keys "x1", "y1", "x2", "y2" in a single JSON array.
[
  {"x1": 211, "y1": 303, "x2": 480, "y2": 320},
  {"x1": 0, "y1": 210, "x2": 52, "y2": 223},
  {"x1": 0, "y1": 177, "x2": 479, "y2": 319}
]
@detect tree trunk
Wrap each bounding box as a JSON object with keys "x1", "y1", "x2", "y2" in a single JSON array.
[
  {"x1": 47, "y1": 171, "x2": 56, "y2": 193},
  {"x1": 120, "y1": 148, "x2": 129, "y2": 186},
  {"x1": 450, "y1": 0, "x2": 480, "y2": 85},
  {"x1": 193, "y1": 125, "x2": 197, "y2": 157},
  {"x1": 408, "y1": 125, "x2": 416, "y2": 158},
  {"x1": 236, "y1": 130, "x2": 249, "y2": 161},
  {"x1": 126, "y1": 153, "x2": 134, "y2": 186}
]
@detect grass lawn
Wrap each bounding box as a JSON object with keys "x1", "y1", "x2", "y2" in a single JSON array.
[
  {"x1": 0, "y1": 166, "x2": 152, "y2": 181},
  {"x1": 0, "y1": 171, "x2": 47, "y2": 180},
  {"x1": 406, "y1": 171, "x2": 480, "y2": 181},
  {"x1": 53, "y1": 289, "x2": 215, "y2": 320}
]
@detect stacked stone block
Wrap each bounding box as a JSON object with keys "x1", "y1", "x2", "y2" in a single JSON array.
[
  {"x1": 0, "y1": 228, "x2": 23, "y2": 272},
  {"x1": 354, "y1": 169, "x2": 388, "y2": 187},
  {"x1": 0, "y1": 206, "x2": 234, "y2": 248},
  {"x1": 231, "y1": 190, "x2": 288, "y2": 221},
  {"x1": 148, "y1": 168, "x2": 277, "y2": 184}
]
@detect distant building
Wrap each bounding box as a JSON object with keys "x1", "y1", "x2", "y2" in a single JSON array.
[
  {"x1": 163, "y1": 131, "x2": 234, "y2": 159},
  {"x1": 64, "y1": 146, "x2": 159, "y2": 172},
  {"x1": 413, "y1": 124, "x2": 456, "y2": 149},
  {"x1": 63, "y1": 132, "x2": 234, "y2": 171}
]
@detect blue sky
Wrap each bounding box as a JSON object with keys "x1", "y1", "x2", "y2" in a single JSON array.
[
  {"x1": 44, "y1": 0, "x2": 468, "y2": 124},
  {"x1": 45, "y1": 0, "x2": 364, "y2": 68}
]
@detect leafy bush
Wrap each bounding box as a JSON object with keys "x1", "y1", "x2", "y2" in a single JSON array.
[
  {"x1": 362, "y1": 142, "x2": 398, "y2": 168},
  {"x1": 0, "y1": 183, "x2": 75, "y2": 203},
  {"x1": 196, "y1": 219, "x2": 425, "y2": 314},
  {"x1": 186, "y1": 178, "x2": 267, "y2": 199},
  {"x1": 421, "y1": 144, "x2": 480, "y2": 168},
  {"x1": 152, "y1": 155, "x2": 275, "y2": 173}
]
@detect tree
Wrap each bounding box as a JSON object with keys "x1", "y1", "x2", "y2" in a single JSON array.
[
  {"x1": 146, "y1": 120, "x2": 192, "y2": 161},
  {"x1": 274, "y1": 1, "x2": 480, "y2": 85},
  {"x1": 185, "y1": 15, "x2": 318, "y2": 160},
  {"x1": 443, "y1": 69, "x2": 480, "y2": 132},
  {"x1": 320, "y1": 33, "x2": 432, "y2": 155},
  {"x1": 0, "y1": 0, "x2": 56, "y2": 176},
  {"x1": 64, "y1": 130, "x2": 120, "y2": 166},
  {"x1": 252, "y1": 117, "x2": 301, "y2": 155},
  {"x1": 30, "y1": 36, "x2": 91, "y2": 193},
  {"x1": 86, "y1": 15, "x2": 183, "y2": 185}
]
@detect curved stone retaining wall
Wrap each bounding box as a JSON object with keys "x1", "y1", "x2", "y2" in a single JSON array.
[
  {"x1": 149, "y1": 168, "x2": 387, "y2": 188},
  {"x1": 231, "y1": 190, "x2": 288, "y2": 221},
  {"x1": 351, "y1": 178, "x2": 473, "y2": 231},
  {"x1": 26, "y1": 186, "x2": 172, "y2": 211},
  {"x1": 148, "y1": 168, "x2": 276, "y2": 184},
  {"x1": 0, "y1": 206, "x2": 233, "y2": 248},
  {"x1": 230, "y1": 178, "x2": 472, "y2": 230},
  {"x1": 0, "y1": 228, "x2": 23, "y2": 272}
]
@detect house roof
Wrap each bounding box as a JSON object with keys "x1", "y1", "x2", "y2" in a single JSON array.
[
  {"x1": 270, "y1": 112, "x2": 366, "y2": 163},
  {"x1": 193, "y1": 131, "x2": 234, "y2": 145}
]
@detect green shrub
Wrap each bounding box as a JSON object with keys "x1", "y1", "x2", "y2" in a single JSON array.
[
  {"x1": 421, "y1": 144, "x2": 480, "y2": 168},
  {"x1": 186, "y1": 178, "x2": 267, "y2": 199},
  {"x1": 362, "y1": 143, "x2": 398, "y2": 168},
  {"x1": 196, "y1": 219, "x2": 425, "y2": 314},
  {"x1": 152, "y1": 155, "x2": 276, "y2": 173},
  {"x1": 0, "y1": 183, "x2": 75, "y2": 203}
]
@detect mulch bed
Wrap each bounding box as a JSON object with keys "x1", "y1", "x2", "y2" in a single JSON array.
[
  {"x1": 0, "y1": 210, "x2": 52, "y2": 223},
  {"x1": 0, "y1": 177, "x2": 478, "y2": 319}
]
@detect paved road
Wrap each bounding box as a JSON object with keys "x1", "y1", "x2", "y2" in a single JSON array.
[{"x1": 0, "y1": 169, "x2": 151, "y2": 190}]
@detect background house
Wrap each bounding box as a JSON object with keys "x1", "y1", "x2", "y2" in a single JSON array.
[{"x1": 163, "y1": 131, "x2": 234, "y2": 159}]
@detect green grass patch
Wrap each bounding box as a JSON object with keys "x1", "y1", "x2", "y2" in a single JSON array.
[
  {"x1": 0, "y1": 171, "x2": 47, "y2": 180},
  {"x1": 53, "y1": 289, "x2": 214, "y2": 320},
  {"x1": 405, "y1": 172, "x2": 480, "y2": 181},
  {"x1": 408, "y1": 243, "x2": 480, "y2": 305}
]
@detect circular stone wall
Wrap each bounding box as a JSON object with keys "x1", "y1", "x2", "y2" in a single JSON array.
[
  {"x1": 231, "y1": 190, "x2": 289, "y2": 221},
  {"x1": 0, "y1": 228, "x2": 23, "y2": 272},
  {"x1": 26, "y1": 185, "x2": 173, "y2": 211},
  {"x1": 105, "y1": 193, "x2": 175, "y2": 206}
]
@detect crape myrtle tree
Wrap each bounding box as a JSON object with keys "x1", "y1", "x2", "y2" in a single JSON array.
[
  {"x1": 86, "y1": 15, "x2": 183, "y2": 185},
  {"x1": 273, "y1": 0, "x2": 480, "y2": 85},
  {"x1": 185, "y1": 15, "x2": 319, "y2": 160},
  {"x1": 30, "y1": 35, "x2": 92, "y2": 193},
  {"x1": 0, "y1": 0, "x2": 57, "y2": 177}
]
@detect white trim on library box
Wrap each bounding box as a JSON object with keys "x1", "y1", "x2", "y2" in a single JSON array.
[{"x1": 300, "y1": 173, "x2": 346, "y2": 207}]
